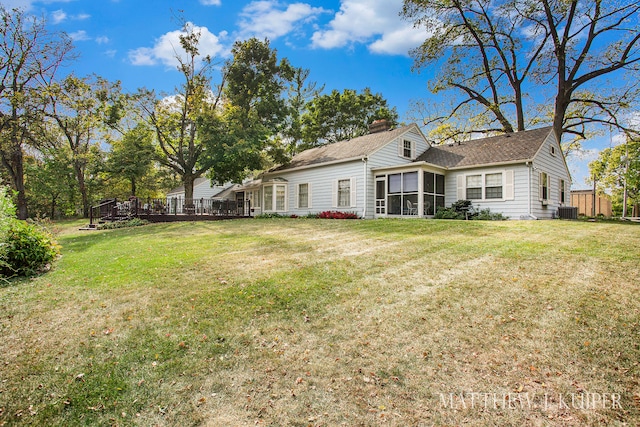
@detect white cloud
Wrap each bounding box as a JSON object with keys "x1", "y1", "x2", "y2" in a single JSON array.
[
  {"x1": 51, "y1": 9, "x2": 90, "y2": 24},
  {"x1": 51, "y1": 9, "x2": 67, "y2": 24},
  {"x1": 369, "y1": 25, "x2": 426, "y2": 55},
  {"x1": 311, "y1": 0, "x2": 423, "y2": 55},
  {"x1": 128, "y1": 22, "x2": 227, "y2": 68},
  {"x1": 68, "y1": 30, "x2": 90, "y2": 41},
  {"x1": 238, "y1": 1, "x2": 328, "y2": 40},
  {"x1": 199, "y1": 0, "x2": 221, "y2": 5},
  {"x1": 96, "y1": 36, "x2": 110, "y2": 44}
]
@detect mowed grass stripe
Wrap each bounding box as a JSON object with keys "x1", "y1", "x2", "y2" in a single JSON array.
[{"x1": 0, "y1": 218, "x2": 638, "y2": 426}]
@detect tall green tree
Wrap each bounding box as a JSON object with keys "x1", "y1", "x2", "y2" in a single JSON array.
[
  {"x1": 106, "y1": 124, "x2": 155, "y2": 197},
  {"x1": 25, "y1": 146, "x2": 77, "y2": 219},
  {"x1": 142, "y1": 22, "x2": 222, "y2": 201},
  {"x1": 46, "y1": 75, "x2": 122, "y2": 217},
  {"x1": 301, "y1": 88, "x2": 399, "y2": 147},
  {"x1": 201, "y1": 37, "x2": 295, "y2": 183},
  {"x1": 0, "y1": 7, "x2": 74, "y2": 219},
  {"x1": 282, "y1": 67, "x2": 324, "y2": 156},
  {"x1": 589, "y1": 136, "x2": 639, "y2": 216},
  {"x1": 403, "y1": 0, "x2": 640, "y2": 150}
]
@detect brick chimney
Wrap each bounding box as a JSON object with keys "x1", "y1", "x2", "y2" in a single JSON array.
[{"x1": 368, "y1": 119, "x2": 390, "y2": 134}]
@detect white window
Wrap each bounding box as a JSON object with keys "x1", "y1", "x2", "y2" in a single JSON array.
[
  {"x1": 539, "y1": 172, "x2": 550, "y2": 201},
  {"x1": 264, "y1": 186, "x2": 273, "y2": 211},
  {"x1": 297, "y1": 183, "x2": 311, "y2": 209},
  {"x1": 458, "y1": 171, "x2": 513, "y2": 201},
  {"x1": 338, "y1": 179, "x2": 350, "y2": 207},
  {"x1": 550, "y1": 144, "x2": 557, "y2": 156},
  {"x1": 559, "y1": 179, "x2": 566, "y2": 204},
  {"x1": 275, "y1": 185, "x2": 286, "y2": 211},
  {"x1": 398, "y1": 139, "x2": 415, "y2": 159},
  {"x1": 466, "y1": 175, "x2": 482, "y2": 200},
  {"x1": 332, "y1": 178, "x2": 356, "y2": 208},
  {"x1": 263, "y1": 184, "x2": 287, "y2": 212},
  {"x1": 485, "y1": 173, "x2": 503, "y2": 199}
]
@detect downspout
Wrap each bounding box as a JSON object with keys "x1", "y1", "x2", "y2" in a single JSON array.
[{"x1": 362, "y1": 156, "x2": 368, "y2": 219}]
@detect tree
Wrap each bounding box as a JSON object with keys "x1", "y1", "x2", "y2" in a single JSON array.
[
  {"x1": 0, "y1": 7, "x2": 74, "y2": 219},
  {"x1": 46, "y1": 75, "x2": 121, "y2": 217},
  {"x1": 142, "y1": 22, "x2": 221, "y2": 202},
  {"x1": 403, "y1": 0, "x2": 640, "y2": 150},
  {"x1": 301, "y1": 88, "x2": 399, "y2": 147},
  {"x1": 282, "y1": 67, "x2": 324, "y2": 156},
  {"x1": 589, "y1": 135, "x2": 639, "y2": 216},
  {"x1": 25, "y1": 147, "x2": 77, "y2": 219},
  {"x1": 201, "y1": 37, "x2": 295, "y2": 183},
  {"x1": 106, "y1": 124, "x2": 155, "y2": 197}
]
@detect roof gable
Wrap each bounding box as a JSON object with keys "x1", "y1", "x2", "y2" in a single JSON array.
[
  {"x1": 270, "y1": 123, "x2": 419, "y2": 172},
  {"x1": 417, "y1": 127, "x2": 554, "y2": 169}
]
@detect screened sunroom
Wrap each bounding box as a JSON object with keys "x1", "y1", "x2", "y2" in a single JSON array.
[{"x1": 372, "y1": 165, "x2": 446, "y2": 218}]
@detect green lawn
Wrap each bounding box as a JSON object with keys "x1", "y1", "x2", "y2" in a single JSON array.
[{"x1": 1, "y1": 218, "x2": 639, "y2": 426}]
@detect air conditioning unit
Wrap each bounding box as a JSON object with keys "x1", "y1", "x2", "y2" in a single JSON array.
[{"x1": 541, "y1": 200, "x2": 548, "y2": 206}]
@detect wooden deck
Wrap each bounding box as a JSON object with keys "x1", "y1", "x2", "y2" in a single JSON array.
[{"x1": 90, "y1": 197, "x2": 251, "y2": 225}]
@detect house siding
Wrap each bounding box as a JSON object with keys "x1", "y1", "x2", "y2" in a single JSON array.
[
  {"x1": 269, "y1": 160, "x2": 365, "y2": 217},
  {"x1": 445, "y1": 164, "x2": 531, "y2": 219},
  {"x1": 530, "y1": 133, "x2": 572, "y2": 219},
  {"x1": 167, "y1": 181, "x2": 229, "y2": 200},
  {"x1": 365, "y1": 128, "x2": 431, "y2": 218}
]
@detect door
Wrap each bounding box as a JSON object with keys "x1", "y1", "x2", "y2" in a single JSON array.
[
  {"x1": 236, "y1": 192, "x2": 245, "y2": 216},
  {"x1": 375, "y1": 176, "x2": 386, "y2": 215}
]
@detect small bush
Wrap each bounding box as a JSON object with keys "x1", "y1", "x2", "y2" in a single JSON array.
[
  {"x1": 255, "y1": 213, "x2": 287, "y2": 219},
  {"x1": 1, "y1": 220, "x2": 60, "y2": 277},
  {"x1": 434, "y1": 206, "x2": 465, "y2": 219},
  {"x1": 97, "y1": 218, "x2": 149, "y2": 230},
  {"x1": 473, "y1": 208, "x2": 507, "y2": 221},
  {"x1": 317, "y1": 211, "x2": 359, "y2": 219}
]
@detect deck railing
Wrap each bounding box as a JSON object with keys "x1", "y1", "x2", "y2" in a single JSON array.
[
  {"x1": 90, "y1": 197, "x2": 250, "y2": 223},
  {"x1": 141, "y1": 197, "x2": 249, "y2": 217}
]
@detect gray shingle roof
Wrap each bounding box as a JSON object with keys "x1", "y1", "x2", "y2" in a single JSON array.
[
  {"x1": 417, "y1": 126, "x2": 554, "y2": 169},
  {"x1": 270, "y1": 124, "x2": 419, "y2": 172}
]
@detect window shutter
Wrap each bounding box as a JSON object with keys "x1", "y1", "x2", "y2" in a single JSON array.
[
  {"x1": 332, "y1": 180, "x2": 338, "y2": 208},
  {"x1": 505, "y1": 170, "x2": 514, "y2": 200},
  {"x1": 397, "y1": 140, "x2": 403, "y2": 157},
  {"x1": 294, "y1": 184, "x2": 299, "y2": 209},
  {"x1": 308, "y1": 183, "x2": 313, "y2": 209},
  {"x1": 411, "y1": 140, "x2": 416, "y2": 159},
  {"x1": 456, "y1": 175, "x2": 464, "y2": 200},
  {"x1": 350, "y1": 177, "x2": 357, "y2": 207},
  {"x1": 538, "y1": 172, "x2": 544, "y2": 201}
]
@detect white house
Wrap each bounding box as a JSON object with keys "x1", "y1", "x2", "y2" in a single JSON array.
[{"x1": 235, "y1": 121, "x2": 571, "y2": 219}]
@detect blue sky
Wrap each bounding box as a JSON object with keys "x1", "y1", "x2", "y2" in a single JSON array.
[{"x1": 2, "y1": 0, "x2": 610, "y2": 189}]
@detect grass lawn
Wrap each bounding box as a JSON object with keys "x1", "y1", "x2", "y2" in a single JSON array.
[{"x1": 1, "y1": 218, "x2": 639, "y2": 426}]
